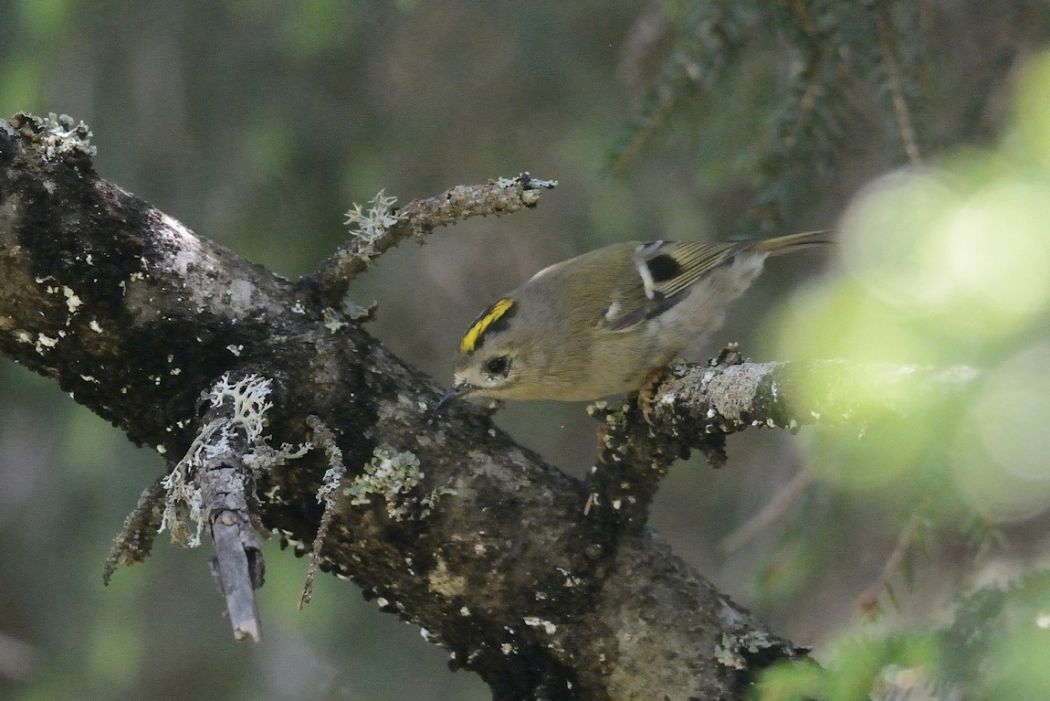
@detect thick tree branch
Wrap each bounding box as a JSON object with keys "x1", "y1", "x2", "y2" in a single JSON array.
[{"x1": 2, "y1": 114, "x2": 810, "y2": 699}]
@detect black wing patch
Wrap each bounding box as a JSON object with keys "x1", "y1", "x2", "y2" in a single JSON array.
[
  {"x1": 601, "y1": 240, "x2": 747, "y2": 332},
  {"x1": 645, "y1": 254, "x2": 682, "y2": 284}
]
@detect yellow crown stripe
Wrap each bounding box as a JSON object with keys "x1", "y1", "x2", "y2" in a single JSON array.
[{"x1": 460, "y1": 298, "x2": 515, "y2": 353}]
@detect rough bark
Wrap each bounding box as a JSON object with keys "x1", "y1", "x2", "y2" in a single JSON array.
[{"x1": 2, "y1": 114, "x2": 979, "y2": 699}]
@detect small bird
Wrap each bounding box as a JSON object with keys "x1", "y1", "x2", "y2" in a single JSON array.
[{"x1": 442, "y1": 231, "x2": 829, "y2": 405}]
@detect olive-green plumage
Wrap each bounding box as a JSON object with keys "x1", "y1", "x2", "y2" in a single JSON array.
[{"x1": 448, "y1": 231, "x2": 829, "y2": 402}]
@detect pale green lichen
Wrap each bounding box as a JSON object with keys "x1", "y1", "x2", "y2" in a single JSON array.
[
  {"x1": 345, "y1": 446, "x2": 455, "y2": 521},
  {"x1": 346, "y1": 447, "x2": 421, "y2": 519},
  {"x1": 586, "y1": 399, "x2": 631, "y2": 453},
  {"x1": 160, "y1": 437, "x2": 208, "y2": 548},
  {"x1": 587, "y1": 399, "x2": 630, "y2": 430}
]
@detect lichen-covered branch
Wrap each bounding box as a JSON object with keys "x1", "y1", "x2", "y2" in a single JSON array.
[
  {"x1": 1, "y1": 114, "x2": 802, "y2": 699},
  {"x1": 582, "y1": 354, "x2": 977, "y2": 545},
  {"x1": 103, "y1": 477, "x2": 167, "y2": 583},
  {"x1": 131, "y1": 372, "x2": 307, "y2": 640},
  {"x1": 299, "y1": 415, "x2": 346, "y2": 608},
  {"x1": 646, "y1": 358, "x2": 978, "y2": 437},
  {"x1": 311, "y1": 173, "x2": 557, "y2": 303}
]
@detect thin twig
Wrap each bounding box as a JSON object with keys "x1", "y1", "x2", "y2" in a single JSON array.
[
  {"x1": 311, "y1": 173, "x2": 556, "y2": 303},
  {"x1": 789, "y1": 0, "x2": 819, "y2": 41},
  {"x1": 719, "y1": 469, "x2": 814, "y2": 554},
  {"x1": 613, "y1": 69, "x2": 691, "y2": 174},
  {"x1": 209, "y1": 505, "x2": 264, "y2": 641},
  {"x1": 872, "y1": 1, "x2": 922, "y2": 166},
  {"x1": 783, "y1": 0, "x2": 824, "y2": 152},
  {"x1": 299, "y1": 416, "x2": 346, "y2": 609},
  {"x1": 856, "y1": 505, "x2": 928, "y2": 614},
  {"x1": 103, "y1": 476, "x2": 167, "y2": 584},
  {"x1": 613, "y1": 9, "x2": 734, "y2": 173}
]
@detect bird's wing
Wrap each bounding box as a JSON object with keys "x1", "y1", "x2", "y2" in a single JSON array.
[{"x1": 600, "y1": 240, "x2": 744, "y2": 332}]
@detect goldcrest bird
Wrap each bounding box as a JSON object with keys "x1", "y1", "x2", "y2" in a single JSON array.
[{"x1": 442, "y1": 231, "x2": 829, "y2": 404}]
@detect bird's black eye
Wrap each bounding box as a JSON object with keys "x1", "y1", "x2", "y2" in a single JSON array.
[{"x1": 484, "y1": 355, "x2": 510, "y2": 377}]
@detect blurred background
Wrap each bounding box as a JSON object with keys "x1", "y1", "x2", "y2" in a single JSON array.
[{"x1": 3, "y1": 1, "x2": 1050, "y2": 699}]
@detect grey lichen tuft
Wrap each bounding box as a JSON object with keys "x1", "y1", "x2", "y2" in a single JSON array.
[
  {"x1": 12, "y1": 112, "x2": 97, "y2": 160},
  {"x1": 343, "y1": 190, "x2": 405, "y2": 262},
  {"x1": 496, "y1": 172, "x2": 559, "y2": 191},
  {"x1": 160, "y1": 450, "x2": 207, "y2": 547},
  {"x1": 495, "y1": 172, "x2": 559, "y2": 205},
  {"x1": 321, "y1": 307, "x2": 349, "y2": 333}
]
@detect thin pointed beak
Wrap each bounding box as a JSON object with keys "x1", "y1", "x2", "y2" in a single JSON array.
[{"x1": 435, "y1": 381, "x2": 473, "y2": 412}]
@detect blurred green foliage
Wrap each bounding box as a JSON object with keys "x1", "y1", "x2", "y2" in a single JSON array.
[
  {"x1": 755, "y1": 50, "x2": 1050, "y2": 701},
  {"x1": 2, "y1": 1, "x2": 1050, "y2": 699}
]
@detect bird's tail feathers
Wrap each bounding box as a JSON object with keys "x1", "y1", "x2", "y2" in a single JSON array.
[{"x1": 750, "y1": 230, "x2": 834, "y2": 256}]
